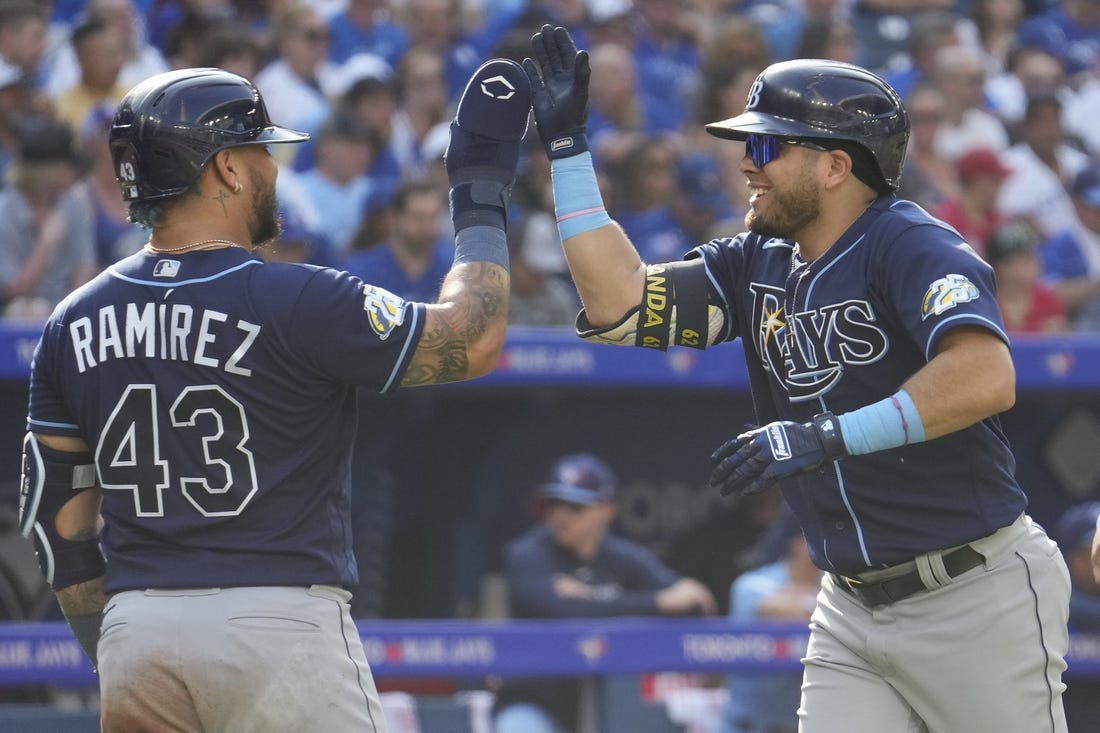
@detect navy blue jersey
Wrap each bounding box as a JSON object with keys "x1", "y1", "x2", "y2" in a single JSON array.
[
  {"x1": 27, "y1": 248, "x2": 426, "y2": 593},
  {"x1": 691, "y1": 197, "x2": 1026, "y2": 574}
]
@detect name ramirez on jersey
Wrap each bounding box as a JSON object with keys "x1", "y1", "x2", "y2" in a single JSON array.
[{"x1": 68, "y1": 302, "x2": 260, "y2": 375}]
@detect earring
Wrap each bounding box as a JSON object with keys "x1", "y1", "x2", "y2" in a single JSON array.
[{"x1": 233, "y1": 181, "x2": 242, "y2": 194}]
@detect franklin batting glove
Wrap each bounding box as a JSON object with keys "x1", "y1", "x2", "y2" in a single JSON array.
[
  {"x1": 523, "y1": 24, "x2": 591, "y2": 159},
  {"x1": 709, "y1": 413, "x2": 847, "y2": 497},
  {"x1": 445, "y1": 58, "x2": 532, "y2": 233}
]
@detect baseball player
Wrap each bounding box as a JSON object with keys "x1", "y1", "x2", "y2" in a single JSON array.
[
  {"x1": 18, "y1": 60, "x2": 531, "y2": 733},
  {"x1": 523, "y1": 25, "x2": 1071, "y2": 732}
]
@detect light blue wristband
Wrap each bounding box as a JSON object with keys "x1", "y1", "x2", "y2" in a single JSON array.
[
  {"x1": 551, "y1": 152, "x2": 613, "y2": 240},
  {"x1": 836, "y1": 390, "x2": 926, "y2": 456}
]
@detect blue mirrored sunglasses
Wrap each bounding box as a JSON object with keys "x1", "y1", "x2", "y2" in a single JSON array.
[{"x1": 745, "y1": 133, "x2": 829, "y2": 168}]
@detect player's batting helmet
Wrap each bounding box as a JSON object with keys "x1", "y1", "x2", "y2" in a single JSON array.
[
  {"x1": 705, "y1": 59, "x2": 910, "y2": 190},
  {"x1": 109, "y1": 68, "x2": 309, "y2": 203}
]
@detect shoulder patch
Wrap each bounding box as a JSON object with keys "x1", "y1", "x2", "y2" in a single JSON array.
[
  {"x1": 921, "y1": 274, "x2": 980, "y2": 320},
  {"x1": 153, "y1": 259, "x2": 181, "y2": 278},
  {"x1": 362, "y1": 284, "x2": 407, "y2": 340}
]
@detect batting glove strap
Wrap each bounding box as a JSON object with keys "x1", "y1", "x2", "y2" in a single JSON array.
[{"x1": 811, "y1": 412, "x2": 847, "y2": 461}]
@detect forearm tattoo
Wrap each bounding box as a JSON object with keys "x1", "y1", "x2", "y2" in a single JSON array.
[
  {"x1": 403, "y1": 262, "x2": 508, "y2": 386},
  {"x1": 56, "y1": 576, "x2": 108, "y2": 617}
]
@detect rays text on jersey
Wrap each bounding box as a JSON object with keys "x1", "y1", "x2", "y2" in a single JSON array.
[{"x1": 68, "y1": 303, "x2": 261, "y2": 375}]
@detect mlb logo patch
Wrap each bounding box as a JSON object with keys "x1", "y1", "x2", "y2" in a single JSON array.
[{"x1": 153, "y1": 259, "x2": 181, "y2": 278}]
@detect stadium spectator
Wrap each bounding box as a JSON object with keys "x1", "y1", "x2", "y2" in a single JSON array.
[
  {"x1": 792, "y1": 6, "x2": 855, "y2": 63},
  {"x1": 718, "y1": 507, "x2": 822, "y2": 733},
  {"x1": 671, "y1": 149, "x2": 736, "y2": 243},
  {"x1": 72, "y1": 103, "x2": 145, "y2": 268},
  {"x1": 342, "y1": 178, "x2": 454, "y2": 304},
  {"x1": 1036, "y1": 166, "x2": 1100, "y2": 331},
  {"x1": 492, "y1": 453, "x2": 717, "y2": 733},
  {"x1": 0, "y1": 56, "x2": 42, "y2": 184},
  {"x1": 294, "y1": 110, "x2": 383, "y2": 256},
  {"x1": 997, "y1": 92, "x2": 1091, "y2": 238},
  {"x1": 632, "y1": 0, "x2": 704, "y2": 134},
  {"x1": 53, "y1": 17, "x2": 127, "y2": 133},
  {"x1": 897, "y1": 83, "x2": 960, "y2": 211},
  {"x1": 44, "y1": 0, "x2": 167, "y2": 98},
  {"x1": 956, "y1": 0, "x2": 1025, "y2": 76},
  {"x1": 254, "y1": 3, "x2": 339, "y2": 142},
  {"x1": 881, "y1": 9, "x2": 960, "y2": 101},
  {"x1": 1016, "y1": 0, "x2": 1100, "y2": 83},
  {"x1": 585, "y1": 41, "x2": 645, "y2": 168},
  {"x1": 388, "y1": 45, "x2": 451, "y2": 178},
  {"x1": 607, "y1": 135, "x2": 693, "y2": 264},
  {"x1": 931, "y1": 43, "x2": 1010, "y2": 162},
  {"x1": 0, "y1": 117, "x2": 96, "y2": 319},
  {"x1": 506, "y1": 223, "x2": 580, "y2": 327},
  {"x1": 0, "y1": 1, "x2": 48, "y2": 88},
  {"x1": 984, "y1": 46, "x2": 1070, "y2": 133},
  {"x1": 398, "y1": 0, "x2": 528, "y2": 103},
  {"x1": 933, "y1": 146, "x2": 1012, "y2": 257},
  {"x1": 327, "y1": 0, "x2": 408, "y2": 67},
  {"x1": 848, "y1": 2, "x2": 958, "y2": 74},
  {"x1": 986, "y1": 220, "x2": 1071, "y2": 333}
]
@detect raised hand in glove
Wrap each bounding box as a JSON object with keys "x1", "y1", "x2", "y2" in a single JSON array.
[
  {"x1": 445, "y1": 58, "x2": 532, "y2": 232},
  {"x1": 522, "y1": 24, "x2": 591, "y2": 159},
  {"x1": 709, "y1": 413, "x2": 847, "y2": 497}
]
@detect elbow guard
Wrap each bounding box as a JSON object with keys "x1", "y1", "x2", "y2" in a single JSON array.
[
  {"x1": 577, "y1": 260, "x2": 727, "y2": 350},
  {"x1": 19, "y1": 434, "x2": 105, "y2": 591}
]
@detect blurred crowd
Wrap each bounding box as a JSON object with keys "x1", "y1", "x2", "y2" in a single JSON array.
[{"x1": 1, "y1": 0, "x2": 1099, "y2": 331}]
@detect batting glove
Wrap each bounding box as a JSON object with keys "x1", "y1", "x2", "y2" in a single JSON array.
[
  {"x1": 709, "y1": 413, "x2": 847, "y2": 497},
  {"x1": 523, "y1": 24, "x2": 591, "y2": 160},
  {"x1": 445, "y1": 58, "x2": 532, "y2": 232}
]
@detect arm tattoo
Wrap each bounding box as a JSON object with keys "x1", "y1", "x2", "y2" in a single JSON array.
[
  {"x1": 56, "y1": 576, "x2": 108, "y2": 617},
  {"x1": 403, "y1": 262, "x2": 507, "y2": 386}
]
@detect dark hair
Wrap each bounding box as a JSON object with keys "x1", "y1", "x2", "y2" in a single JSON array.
[
  {"x1": 71, "y1": 16, "x2": 111, "y2": 50},
  {"x1": 810, "y1": 137, "x2": 891, "y2": 194}
]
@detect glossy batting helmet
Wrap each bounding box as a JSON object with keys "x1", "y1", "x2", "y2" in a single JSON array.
[
  {"x1": 109, "y1": 68, "x2": 309, "y2": 203},
  {"x1": 705, "y1": 59, "x2": 910, "y2": 191}
]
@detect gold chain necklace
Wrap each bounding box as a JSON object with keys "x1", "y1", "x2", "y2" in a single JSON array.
[{"x1": 145, "y1": 239, "x2": 250, "y2": 254}]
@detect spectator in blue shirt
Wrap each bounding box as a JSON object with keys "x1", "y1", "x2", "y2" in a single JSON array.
[
  {"x1": 493, "y1": 453, "x2": 716, "y2": 733},
  {"x1": 342, "y1": 178, "x2": 453, "y2": 303}
]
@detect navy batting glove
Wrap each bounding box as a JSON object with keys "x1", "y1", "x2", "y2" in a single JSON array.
[
  {"x1": 522, "y1": 24, "x2": 591, "y2": 159},
  {"x1": 445, "y1": 58, "x2": 532, "y2": 232},
  {"x1": 709, "y1": 413, "x2": 847, "y2": 497}
]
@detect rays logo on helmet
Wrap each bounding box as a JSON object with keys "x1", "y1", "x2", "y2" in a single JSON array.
[
  {"x1": 362, "y1": 284, "x2": 407, "y2": 339},
  {"x1": 921, "y1": 274, "x2": 980, "y2": 320}
]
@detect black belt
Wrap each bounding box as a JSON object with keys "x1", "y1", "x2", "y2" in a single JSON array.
[{"x1": 834, "y1": 545, "x2": 985, "y2": 607}]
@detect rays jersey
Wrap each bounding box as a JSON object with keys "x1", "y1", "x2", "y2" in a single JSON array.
[
  {"x1": 691, "y1": 197, "x2": 1026, "y2": 575},
  {"x1": 27, "y1": 248, "x2": 426, "y2": 593}
]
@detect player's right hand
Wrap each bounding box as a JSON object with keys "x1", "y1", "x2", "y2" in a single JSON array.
[
  {"x1": 523, "y1": 24, "x2": 591, "y2": 160},
  {"x1": 708, "y1": 414, "x2": 847, "y2": 497}
]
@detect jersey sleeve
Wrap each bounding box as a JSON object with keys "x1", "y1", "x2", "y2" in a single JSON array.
[
  {"x1": 26, "y1": 318, "x2": 82, "y2": 438},
  {"x1": 875, "y1": 222, "x2": 1009, "y2": 359},
  {"x1": 686, "y1": 235, "x2": 751, "y2": 343},
  {"x1": 286, "y1": 267, "x2": 426, "y2": 394}
]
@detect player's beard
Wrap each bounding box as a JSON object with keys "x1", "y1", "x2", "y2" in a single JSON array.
[
  {"x1": 744, "y1": 172, "x2": 822, "y2": 240},
  {"x1": 248, "y1": 167, "x2": 282, "y2": 246}
]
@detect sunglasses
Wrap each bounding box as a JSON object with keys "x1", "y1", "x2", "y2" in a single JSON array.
[{"x1": 745, "y1": 133, "x2": 829, "y2": 169}]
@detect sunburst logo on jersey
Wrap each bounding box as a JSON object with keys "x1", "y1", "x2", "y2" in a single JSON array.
[
  {"x1": 921, "y1": 274, "x2": 980, "y2": 320},
  {"x1": 362, "y1": 284, "x2": 407, "y2": 340},
  {"x1": 759, "y1": 303, "x2": 786, "y2": 349}
]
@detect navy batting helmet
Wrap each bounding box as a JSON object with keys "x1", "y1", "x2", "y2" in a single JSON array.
[
  {"x1": 705, "y1": 59, "x2": 910, "y2": 191},
  {"x1": 109, "y1": 68, "x2": 309, "y2": 203}
]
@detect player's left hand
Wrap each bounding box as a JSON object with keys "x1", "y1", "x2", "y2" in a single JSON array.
[{"x1": 709, "y1": 414, "x2": 847, "y2": 497}]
